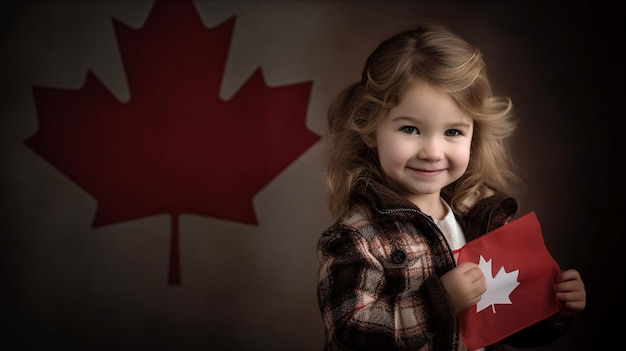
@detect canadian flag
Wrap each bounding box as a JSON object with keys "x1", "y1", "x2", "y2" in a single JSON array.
[{"x1": 456, "y1": 212, "x2": 562, "y2": 350}]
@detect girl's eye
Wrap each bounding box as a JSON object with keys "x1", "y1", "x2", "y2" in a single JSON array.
[
  {"x1": 400, "y1": 126, "x2": 418, "y2": 134},
  {"x1": 445, "y1": 129, "x2": 461, "y2": 137}
]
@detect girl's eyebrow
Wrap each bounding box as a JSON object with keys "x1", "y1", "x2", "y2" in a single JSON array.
[
  {"x1": 389, "y1": 115, "x2": 420, "y2": 124},
  {"x1": 390, "y1": 115, "x2": 472, "y2": 129}
]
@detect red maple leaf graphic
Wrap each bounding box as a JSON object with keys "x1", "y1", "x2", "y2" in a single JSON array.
[{"x1": 24, "y1": 0, "x2": 320, "y2": 285}]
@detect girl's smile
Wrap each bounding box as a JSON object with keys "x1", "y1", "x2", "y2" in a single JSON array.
[{"x1": 409, "y1": 167, "x2": 445, "y2": 176}]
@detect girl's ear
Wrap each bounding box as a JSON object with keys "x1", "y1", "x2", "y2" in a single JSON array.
[{"x1": 363, "y1": 134, "x2": 376, "y2": 148}]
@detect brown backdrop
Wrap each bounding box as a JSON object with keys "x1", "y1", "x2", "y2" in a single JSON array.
[{"x1": 1, "y1": 1, "x2": 620, "y2": 350}]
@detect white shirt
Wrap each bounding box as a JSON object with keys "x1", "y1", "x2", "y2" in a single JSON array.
[{"x1": 434, "y1": 199, "x2": 466, "y2": 251}]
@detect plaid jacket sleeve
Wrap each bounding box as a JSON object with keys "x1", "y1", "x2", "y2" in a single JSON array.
[{"x1": 317, "y1": 219, "x2": 458, "y2": 351}]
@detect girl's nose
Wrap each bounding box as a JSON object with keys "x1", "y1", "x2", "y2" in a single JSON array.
[{"x1": 417, "y1": 137, "x2": 443, "y2": 161}]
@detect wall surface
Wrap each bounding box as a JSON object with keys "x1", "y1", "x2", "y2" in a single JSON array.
[{"x1": 1, "y1": 1, "x2": 621, "y2": 350}]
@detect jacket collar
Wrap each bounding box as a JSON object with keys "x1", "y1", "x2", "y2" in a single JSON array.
[
  {"x1": 350, "y1": 175, "x2": 519, "y2": 239},
  {"x1": 352, "y1": 176, "x2": 419, "y2": 215}
]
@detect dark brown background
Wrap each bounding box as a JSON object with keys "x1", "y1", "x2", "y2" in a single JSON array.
[{"x1": 1, "y1": 1, "x2": 621, "y2": 350}]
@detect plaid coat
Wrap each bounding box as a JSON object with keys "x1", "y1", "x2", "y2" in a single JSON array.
[{"x1": 317, "y1": 178, "x2": 570, "y2": 351}]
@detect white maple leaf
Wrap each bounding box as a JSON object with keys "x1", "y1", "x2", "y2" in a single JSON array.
[{"x1": 476, "y1": 255, "x2": 520, "y2": 313}]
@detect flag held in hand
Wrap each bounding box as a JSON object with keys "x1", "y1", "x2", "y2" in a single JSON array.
[{"x1": 456, "y1": 211, "x2": 562, "y2": 350}]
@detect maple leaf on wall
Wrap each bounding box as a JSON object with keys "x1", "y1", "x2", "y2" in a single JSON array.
[
  {"x1": 475, "y1": 255, "x2": 520, "y2": 314},
  {"x1": 24, "y1": 0, "x2": 320, "y2": 285}
]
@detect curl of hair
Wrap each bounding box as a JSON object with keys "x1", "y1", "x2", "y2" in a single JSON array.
[{"x1": 325, "y1": 24, "x2": 520, "y2": 219}]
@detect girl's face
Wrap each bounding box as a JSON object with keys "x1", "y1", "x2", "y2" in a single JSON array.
[{"x1": 374, "y1": 82, "x2": 473, "y2": 208}]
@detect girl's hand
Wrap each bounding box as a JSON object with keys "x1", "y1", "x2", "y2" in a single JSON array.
[
  {"x1": 555, "y1": 269, "x2": 586, "y2": 317},
  {"x1": 441, "y1": 262, "x2": 486, "y2": 313}
]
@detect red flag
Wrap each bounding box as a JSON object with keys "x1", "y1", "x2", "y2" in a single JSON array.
[{"x1": 456, "y1": 212, "x2": 562, "y2": 350}]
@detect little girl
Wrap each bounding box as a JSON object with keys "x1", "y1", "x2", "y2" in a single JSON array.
[{"x1": 317, "y1": 24, "x2": 586, "y2": 351}]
